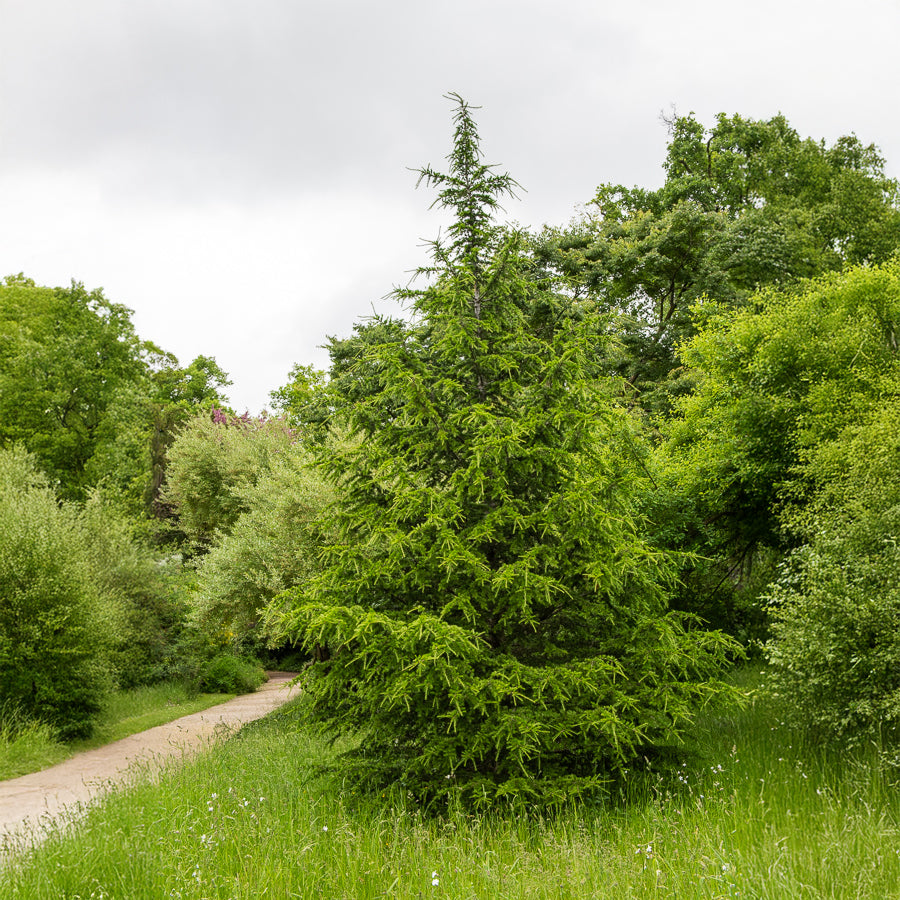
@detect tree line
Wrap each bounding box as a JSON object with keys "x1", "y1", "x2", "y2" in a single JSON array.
[{"x1": 2, "y1": 97, "x2": 899, "y2": 804}]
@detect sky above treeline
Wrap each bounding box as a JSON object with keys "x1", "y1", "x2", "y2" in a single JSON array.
[{"x1": 2, "y1": 0, "x2": 899, "y2": 413}]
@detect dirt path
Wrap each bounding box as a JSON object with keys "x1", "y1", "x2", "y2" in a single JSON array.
[{"x1": 0, "y1": 672, "x2": 299, "y2": 857}]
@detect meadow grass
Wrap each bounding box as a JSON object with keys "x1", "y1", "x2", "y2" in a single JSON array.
[
  {"x1": 0, "y1": 683, "x2": 235, "y2": 781},
  {"x1": 3, "y1": 670, "x2": 900, "y2": 898},
  {"x1": 0, "y1": 713, "x2": 62, "y2": 781}
]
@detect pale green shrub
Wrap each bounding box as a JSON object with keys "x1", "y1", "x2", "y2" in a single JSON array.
[
  {"x1": 191, "y1": 442, "x2": 334, "y2": 650},
  {"x1": 162, "y1": 410, "x2": 295, "y2": 548}
]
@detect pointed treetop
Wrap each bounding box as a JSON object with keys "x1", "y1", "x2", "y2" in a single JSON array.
[{"x1": 414, "y1": 93, "x2": 521, "y2": 273}]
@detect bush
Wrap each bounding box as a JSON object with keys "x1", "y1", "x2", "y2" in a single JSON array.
[
  {"x1": 78, "y1": 493, "x2": 193, "y2": 689},
  {"x1": 199, "y1": 653, "x2": 267, "y2": 694},
  {"x1": 767, "y1": 541, "x2": 900, "y2": 743},
  {"x1": 766, "y1": 400, "x2": 900, "y2": 743},
  {"x1": 191, "y1": 441, "x2": 335, "y2": 651},
  {"x1": 661, "y1": 261, "x2": 900, "y2": 638},
  {"x1": 0, "y1": 447, "x2": 114, "y2": 738},
  {"x1": 162, "y1": 410, "x2": 296, "y2": 549}
]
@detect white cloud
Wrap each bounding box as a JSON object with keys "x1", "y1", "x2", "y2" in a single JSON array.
[{"x1": 2, "y1": 0, "x2": 898, "y2": 411}]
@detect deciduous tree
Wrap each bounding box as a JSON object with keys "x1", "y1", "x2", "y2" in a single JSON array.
[{"x1": 537, "y1": 113, "x2": 900, "y2": 419}]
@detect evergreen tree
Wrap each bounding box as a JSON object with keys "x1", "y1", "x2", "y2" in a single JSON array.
[{"x1": 273, "y1": 96, "x2": 737, "y2": 809}]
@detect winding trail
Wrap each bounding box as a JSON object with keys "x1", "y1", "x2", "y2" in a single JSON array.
[{"x1": 0, "y1": 672, "x2": 299, "y2": 857}]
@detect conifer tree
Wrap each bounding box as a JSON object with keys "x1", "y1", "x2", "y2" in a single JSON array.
[{"x1": 273, "y1": 96, "x2": 736, "y2": 808}]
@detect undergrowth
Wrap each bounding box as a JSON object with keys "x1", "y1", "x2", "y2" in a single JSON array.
[{"x1": 4, "y1": 668, "x2": 900, "y2": 897}]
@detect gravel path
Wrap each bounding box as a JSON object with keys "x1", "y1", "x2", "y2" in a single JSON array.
[{"x1": 0, "y1": 672, "x2": 299, "y2": 857}]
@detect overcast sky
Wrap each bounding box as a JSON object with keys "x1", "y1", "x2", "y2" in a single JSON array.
[{"x1": 2, "y1": 0, "x2": 899, "y2": 412}]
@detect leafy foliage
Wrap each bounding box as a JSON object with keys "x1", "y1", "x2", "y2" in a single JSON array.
[
  {"x1": 192, "y1": 441, "x2": 335, "y2": 650},
  {"x1": 272, "y1": 97, "x2": 738, "y2": 809},
  {"x1": 144, "y1": 353, "x2": 233, "y2": 520},
  {"x1": 766, "y1": 396, "x2": 900, "y2": 743},
  {"x1": 0, "y1": 275, "x2": 148, "y2": 499},
  {"x1": 667, "y1": 262, "x2": 900, "y2": 552},
  {"x1": 657, "y1": 259, "x2": 900, "y2": 730},
  {"x1": 77, "y1": 494, "x2": 192, "y2": 689},
  {"x1": 162, "y1": 410, "x2": 296, "y2": 549},
  {"x1": 536, "y1": 112, "x2": 900, "y2": 419},
  {"x1": 269, "y1": 363, "x2": 329, "y2": 437},
  {"x1": 198, "y1": 653, "x2": 266, "y2": 694},
  {"x1": 0, "y1": 448, "x2": 114, "y2": 738},
  {"x1": 0, "y1": 274, "x2": 231, "y2": 514}
]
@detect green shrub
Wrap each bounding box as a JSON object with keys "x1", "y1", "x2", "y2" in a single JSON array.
[
  {"x1": 766, "y1": 400, "x2": 900, "y2": 743},
  {"x1": 191, "y1": 441, "x2": 334, "y2": 651},
  {"x1": 0, "y1": 447, "x2": 114, "y2": 738},
  {"x1": 78, "y1": 493, "x2": 194, "y2": 689},
  {"x1": 661, "y1": 261, "x2": 900, "y2": 639},
  {"x1": 161, "y1": 410, "x2": 296, "y2": 549},
  {"x1": 199, "y1": 653, "x2": 266, "y2": 694}
]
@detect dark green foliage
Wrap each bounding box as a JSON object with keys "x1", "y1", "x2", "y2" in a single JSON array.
[
  {"x1": 0, "y1": 448, "x2": 113, "y2": 739},
  {"x1": 199, "y1": 653, "x2": 266, "y2": 694},
  {"x1": 536, "y1": 112, "x2": 900, "y2": 420},
  {"x1": 273, "y1": 97, "x2": 738, "y2": 809}
]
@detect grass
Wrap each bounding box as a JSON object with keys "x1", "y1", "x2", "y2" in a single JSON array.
[
  {"x1": 3, "y1": 668, "x2": 900, "y2": 898},
  {"x1": 0, "y1": 682, "x2": 235, "y2": 781},
  {"x1": 0, "y1": 714, "x2": 62, "y2": 781}
]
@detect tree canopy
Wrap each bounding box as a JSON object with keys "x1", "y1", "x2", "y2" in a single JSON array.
[
  {"x1": 0, "y1": 275, "x2": 148, "y2": 499},
  {"x1": 536, "y1": 112, "x2": 900, "y2": 418},
  {"x1": 0, "y1": 274, "x2": 232, "y2": 509}
]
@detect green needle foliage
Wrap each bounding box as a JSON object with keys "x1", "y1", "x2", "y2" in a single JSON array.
[{"x1": 273, "y1": 96, "x2": 738, "y2": 809}]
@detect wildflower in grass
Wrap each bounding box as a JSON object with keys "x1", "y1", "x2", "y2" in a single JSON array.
[
  {"x1": 432, "y1": 871, "x2": 440, "y2": 886},
  {"x1": 323, "y1": 825, "x2": 328, "y2": 832}
]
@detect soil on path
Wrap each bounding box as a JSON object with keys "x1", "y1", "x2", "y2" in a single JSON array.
[{"x1": 0, "y1": 672, "x2": 299, "y2": 857}]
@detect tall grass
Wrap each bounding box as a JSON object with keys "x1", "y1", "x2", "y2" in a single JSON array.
[
  {"x1": 77, "y1": 682, "x2": 237, "y2": 750},
  {"x1": 0, "y1": 683, "x2": 234, "y2": 781},
  {"x1": 0, "y1": 708, "x2": 63, "y2": 781},
  {"x1": 4, "y1": 669, "x2": 900, "y2": 897}
]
